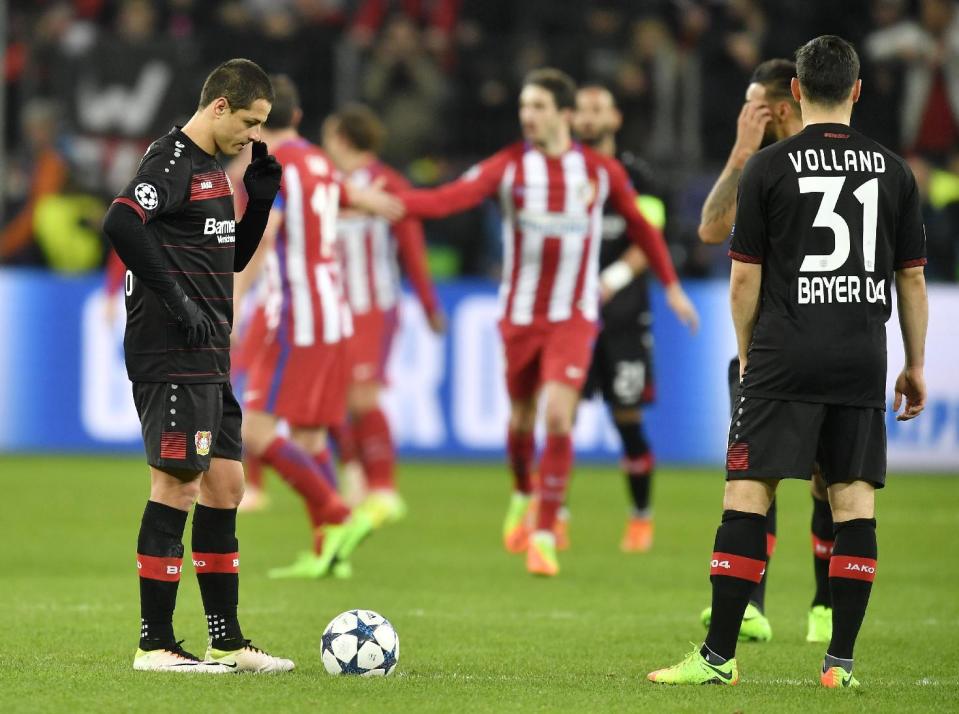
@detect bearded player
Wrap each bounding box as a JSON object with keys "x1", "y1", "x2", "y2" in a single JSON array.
[
  {"x1": 396, "y1": 68, "x2": 698, "y2": 577},
  {"x1": 572, "y1": 84, "x2": 695, "y2": 554}
]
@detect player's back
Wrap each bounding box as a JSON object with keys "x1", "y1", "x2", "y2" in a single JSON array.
[
  {"x1": 731, "y1": 122, "x2": 926, "y2": 407},
  {"x1": 337, "y1": 162, "x2": 403, "y2": 315},
  {"x1": 269, "y1": 139, "x2": 350, "y2": 346}
]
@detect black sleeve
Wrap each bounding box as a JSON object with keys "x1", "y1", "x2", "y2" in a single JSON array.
[
  {"x1": 233, "y1": 202, "x2": 271, "y2": 272},
  {"x1": 113, "y1": 139, "x2": 190, "y2": 224},
  {"x1": 102, "y1": 201, "x2": 186, "y2": 307},
  {"x1": 729, "y1": 152, "x2": 767, "y2": 264},
  {"x1": 894, "y1": 164, "x2": 928, "y2": 269}
]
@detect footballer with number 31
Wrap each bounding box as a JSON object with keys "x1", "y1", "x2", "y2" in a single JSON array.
[
  {"x1": 103, "y1": 59, "x2": 295, "y2": 673},
  {"x1": 649, "y1": 36, "x2": 928, "y2": 689}
]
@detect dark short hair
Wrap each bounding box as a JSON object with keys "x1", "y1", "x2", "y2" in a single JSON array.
[
  {"x1": 198, "y1": 58, "x2": 274, "y2": 111},
  {"x1": 577, "y1": 83, "x2": 619, "y2": 108},
  {"x1": 523, "y1": 68, "x2": 577, "y2": 111},
  {"x1": 795, "y1": 35, "x2": 860, "y2": 106},
  {"x1": 330, "y1": 103, "x2": 386, "y2": 153},
  {"x1": 264, "y1": 74, "x2": 299, "y2": 129},
  {"x1": 751, "y1": 59, "x2": 797, "y2": 104}
]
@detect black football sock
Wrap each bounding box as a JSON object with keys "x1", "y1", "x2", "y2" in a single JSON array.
[
  {"x1": 827, "y1": 518, "x2": 877, "y2": 661},
  {"x1": 192, "y1": 504, "x2": 245, "y2": 650},
  {"x1": 749, "y1": 499, "x2": 776, "y2": 612},
  {"x1": 615, "y1": 418, "x2": 653, "y2": 516},
  {"x1": 810, "y1": 495, "x2": 834, "y2": 607},
  {"x1": 137, "y1": 501, "x2": 188, "y2": 651},
  {"x1": 702, "y1": 510, "x2": 767, "y2": 661}
]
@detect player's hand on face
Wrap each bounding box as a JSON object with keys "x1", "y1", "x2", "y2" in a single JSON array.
[
  {"x1": 665, "y1": 283, "x2": 700, "y2": 334},
  {"x1": 243, "y1": 141, "x2": 283, "y2": 205},
  {"x1": 894, "y1": 367, "x2": 926, "y2": 421},
  {"x1": 733, "y1": 101, "x2": 772, "y2": 157}
]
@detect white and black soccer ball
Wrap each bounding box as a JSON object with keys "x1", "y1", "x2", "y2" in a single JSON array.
[{"x1": 321, "y1": 609, "x2": 399, "y2": 677}]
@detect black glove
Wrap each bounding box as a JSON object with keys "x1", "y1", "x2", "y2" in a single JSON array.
[
  {"x1": 243, "y1": 140, "x2": 282, "y2": 208},
  {"x1": 161, "y1": 282, "x2": 216, "y2": 348}
]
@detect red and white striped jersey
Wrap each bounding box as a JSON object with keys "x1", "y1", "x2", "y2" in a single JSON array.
[
  {"x1": 262, "y1": 138, "x2": 352, "y2": 346},
  {"x1": 337, "y1": 162, "x2": 438, "y2": 318},
  {"x1": 399, "y1": 142, "x2": 677, "y2": 327}
]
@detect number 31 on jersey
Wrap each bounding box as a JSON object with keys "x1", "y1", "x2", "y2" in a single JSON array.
[{"x1": 797, "y1": 176, "x2": 885, "y2": 305}]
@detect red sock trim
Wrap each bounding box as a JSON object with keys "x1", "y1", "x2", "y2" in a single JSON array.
[
  {"x1": 766, "y1": 533, "x2": 777, "y2": 558},
  {"x1": 192, "y1": 552, "x2": 239, "y2": 574},
  {"x1": 829, "y1": 555, "x2": 877, "y2": 582},
  {"x1": 622, "y1": 453, "x2": 654, "y2": 474},
  {"x1": 812, "y1": 533, "x2": 835, "y2": 560},
  {"x1": 710, "y1": 552, "x2": 766, "y2": 583},
  {"x1": 137, "y1": 554, "x2": 182, "y2": 582}
]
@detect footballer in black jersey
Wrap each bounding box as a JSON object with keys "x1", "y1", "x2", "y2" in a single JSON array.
[
  {"x1": 102, "y1": 59, "x2": 294, "y2": 674},
  {"x1": 574, "y1": 86, "x2": 698, "y2": 553},
  {"x1": 586, "y1": 150, "x2": 660, "y2": 409},
  {"x1": 115, "y1": 126, "x2": 238, "y2": 385},
  {"x1": 651, "y1": 36, "x2": 928, "y2": 688}
]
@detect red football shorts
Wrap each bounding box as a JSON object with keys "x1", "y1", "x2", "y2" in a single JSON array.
[
  {"x1": 498, "y1": 318, "x2": 598, "y2": 400},
  {"x1": 244, "y1": 331, "x2": 348, "y2": 428},
  {"x1": 346, "y1": 308, "x2": 399, "y2": 385},
  {"x1": 231, "y1": 304, "x2": 268, "y2": 375}
]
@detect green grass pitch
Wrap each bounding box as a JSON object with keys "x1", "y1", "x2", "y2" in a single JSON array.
[{"x1": 0, "y1": 455, "x2": 956, "y2": 712}]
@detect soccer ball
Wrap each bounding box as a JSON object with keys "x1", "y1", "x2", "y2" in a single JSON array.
[{"x1": 321, "y1": 609, "x2": 399, "y2": 676}]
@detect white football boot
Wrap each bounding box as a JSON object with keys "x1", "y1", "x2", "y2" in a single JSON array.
[
  {"x1": 133, "y1": 642, "x2": 235, "y2": 673},
  {"x1": 205, "y1": 641, "x2": 295, "y2": 673}
]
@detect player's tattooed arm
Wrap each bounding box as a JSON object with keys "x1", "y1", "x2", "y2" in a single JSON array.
[
  {"x1": 698, "y1": 167, "x2": 742, "y2": 245},
  {"x1": 699, "y1": 100, "x2": 771, "y2": 245}
]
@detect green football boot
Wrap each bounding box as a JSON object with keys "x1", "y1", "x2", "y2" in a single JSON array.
[
  {"x1": 268, "y1": 512, "x2": 372, "y2": 579},
  {"x1": 648, "y1": 647, "x2": 739, "y2": 685},
  {"x1": 820, "y1": 663, "x2": 860, "y2": 688},
  {"x1": 700, "y1": 602, "x2": 772, "y2": 642},
  {"x1": 806, "y1": 605, "x2": 833, "y2": 643}
]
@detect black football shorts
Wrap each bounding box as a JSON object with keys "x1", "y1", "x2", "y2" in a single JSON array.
[
  {"x1": 725, "y1": 395, "x2": 886, "y2": 488},
  {"x1": 583, "y1": 324, "x2": 655, "y2": 409},
  {"x1": 132, "y1": 381, "x2": 243, "y2": 473}
]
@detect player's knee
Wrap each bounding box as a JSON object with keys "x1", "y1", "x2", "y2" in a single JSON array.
[
  {"x1": 204, "y1": 480, "x2": 244, "y2": 509},
  {"x1": 240, "y1": 421, "x2": 271, "y2": 456},
  {"x1": 543, "y1": 405, "x2": 573, "y2": 435},
  {"x1": 151, "y1": 472, "x2": 201, "y2": 510},
  {"x1": 827, "y1": 480, "x2": 875, "y2": 521},
  {"x1": 348, "y1": 384, "x2": 379, "y2": 414},
  {"x1": 722, "y1": 479, "x2": 776, "y2": 515},
  {"x1": 509, "y1": 402, "x2": 537, "y2": 432}
]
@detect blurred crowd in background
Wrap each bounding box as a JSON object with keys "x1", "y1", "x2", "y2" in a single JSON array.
[{"x1": 3, "y1": 0, "x2": 958, "y2": 281}]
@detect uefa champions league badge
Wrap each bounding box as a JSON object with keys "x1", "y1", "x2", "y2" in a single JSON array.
[
  {"x1": 134, "y1": 183, "x2": 159, "y2": 210},
  {"x1": 195, "y1": 431, "x2": 212, "y2": 456}
]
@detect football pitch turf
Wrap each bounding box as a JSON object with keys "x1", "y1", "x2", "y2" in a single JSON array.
[{"x1": 1, "y1": 455, "x2": 956, "y2": 713}]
